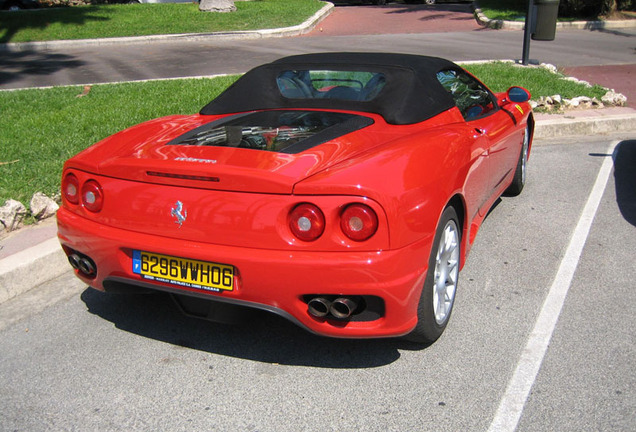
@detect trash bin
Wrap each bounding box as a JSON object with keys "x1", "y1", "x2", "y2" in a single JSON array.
[{"x1": 532, "y1": 0, "x2": 560, "y2": 41}]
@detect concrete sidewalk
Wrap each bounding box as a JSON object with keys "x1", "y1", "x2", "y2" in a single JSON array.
[
  {"x1": 1, "y1": 107, "x2": 635, "y2": 306},
  {"x1": 0, "y1": 219, "x2": 66, "y2": 304}
]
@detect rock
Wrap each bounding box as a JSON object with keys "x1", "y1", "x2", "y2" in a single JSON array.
[
  {"x1": 199, "y1": 0, "x2": 236, "y2": 12},
  {"x1": 562, "y1": 76, "x2": 592, "y2": 88},
  {"x1": 30, "y1": 192, "x2": 59, "y2": 220},
  {"x1": 0, "y1": 199, "x2": 27, "y2": 232},
  {"x1": 540, "y1": 63, "x2": 558, "y2": 74},
  {"x1": 570, "y1": 96, "x2": 593, "y2": 109},
  {"x1": 601, "y1": 90, "x2": 627, "y2": 107}
]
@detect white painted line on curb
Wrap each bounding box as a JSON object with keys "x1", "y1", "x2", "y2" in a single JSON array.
[{"x1": 487, "y1": 140, "x2": 617, "y2": 432}]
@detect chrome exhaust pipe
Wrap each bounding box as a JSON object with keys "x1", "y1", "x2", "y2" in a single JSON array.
[
  {"x1": 330, "y1": 297, "x2": 358, "y2": 319},
  {"x1": 78, "y1": 257, "x2": 96, "y2": 277},
  {"x1": 68, "y1": 254, "x2": 81, "y2": 270},
  {"x1": 307, "y1": 297, "x2": 332, "y2": 318}
]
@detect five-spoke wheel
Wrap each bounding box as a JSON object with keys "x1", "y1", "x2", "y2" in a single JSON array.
[{"x1": 406, "y1": 206, "x2": 460, "y2": 344}]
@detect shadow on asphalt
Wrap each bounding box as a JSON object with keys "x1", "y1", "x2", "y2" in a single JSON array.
[
  {"x1": 613, "y1": 140, "x2": 636, "y2": 227},
  {"x1": 80, "y1": 288, "x2": 428, "y2": 368},
  {"x1": 0, "y1": 49, "x2": 83, "y2": 87},
  {"x1": 0, "y1": 6, "x2": 107, "y2": 44},
  {"x1": 587, "y1": 26, "x2": 636, "y2": 37}
]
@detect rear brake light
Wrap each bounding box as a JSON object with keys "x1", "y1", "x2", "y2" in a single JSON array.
[
  {"x1": 62, "y1": 173, "x2": 80, "y2": 205},
  {"x1": 81, "y1": 180, "x2": 104, "y2": 212},
  {"x1": 289, "y1": 203, "x2": 325, "y2": 242},
  {"x1": 341, "y1": 203, "x2": 378, "y2": 242}
]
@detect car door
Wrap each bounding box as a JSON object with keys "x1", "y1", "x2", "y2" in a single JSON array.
[
  {"x1": 436, "y1": 69, "x2": 518, "y2": 216},
  {"x1": 436, "y1": 69, "x2": 493, "y2": 220}
]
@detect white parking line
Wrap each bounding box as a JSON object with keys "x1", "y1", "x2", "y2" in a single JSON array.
[{"x1": 487, "y1": 141, "x2": 618, "y2": 432}]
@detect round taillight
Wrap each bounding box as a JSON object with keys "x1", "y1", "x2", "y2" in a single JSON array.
[
  {"x1": 289, "y1": 203, "x2": 325, "y2": 242},
  {"x1": 62, "y1": 173, "x2": 80, "y2": 205},
  {"x1": 81, "y1": 180, "x2": 104, "y2": 212},
  {"x1": 341, "y1": 203, "x2": 378, "y2": 242}
]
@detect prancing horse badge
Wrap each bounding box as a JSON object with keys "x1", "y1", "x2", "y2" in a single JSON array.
[{"x1": 171, "y1": 201, "x2": 187, "y2": 228}]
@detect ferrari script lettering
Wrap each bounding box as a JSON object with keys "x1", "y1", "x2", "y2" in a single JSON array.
[{"x1": 174, "y1": 157, "x2": 217, "y2": 164}]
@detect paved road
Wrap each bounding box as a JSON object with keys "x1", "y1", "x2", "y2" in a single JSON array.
[
  {"x1": 1, "y1": 22, "x2": 635, "y2": 92},
  {"x1": 563, "y1": 64, "x2": 636, "y2": 108},
  {"x1": 1, "y1": 133, "x2": 634, "y2": 431},
  {"x1": 306, "y1": 3, "x2": 482, "y2": 36}
]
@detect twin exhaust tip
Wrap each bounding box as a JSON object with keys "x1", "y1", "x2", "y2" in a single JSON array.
[
  {"x1": 68, "y1": 253, "x2": 97, "y2": 278},
  {"x1": 307, "y1": 296, "x2": 359, "y2": 320}
]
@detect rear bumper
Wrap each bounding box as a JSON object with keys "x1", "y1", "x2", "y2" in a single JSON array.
[{"x1": 57, "y1": 208, "x2": 433, "y2": 338}]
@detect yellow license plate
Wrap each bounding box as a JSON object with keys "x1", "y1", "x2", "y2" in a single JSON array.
[{"x1": 132, "y1": 250, "x2": 234, "y2": 292}]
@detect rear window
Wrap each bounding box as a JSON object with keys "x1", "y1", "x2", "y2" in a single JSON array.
[
  {"x1": 277, "y1": 70, "x2": 387, "y2": 102},
  {"x1": 168, "y1": 110, "x2": 374, "y2": 154}
]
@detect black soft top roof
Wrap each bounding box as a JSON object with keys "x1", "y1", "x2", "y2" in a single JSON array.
[{"x1": 200, "y1": 53, "x2": 462, "y2": 125}]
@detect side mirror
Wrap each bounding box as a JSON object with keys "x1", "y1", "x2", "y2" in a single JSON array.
[{"x1": 507, "y1": 86, "x2": 531, "y2": 103}]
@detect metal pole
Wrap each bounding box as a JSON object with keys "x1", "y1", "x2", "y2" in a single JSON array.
[{"x1": 522, "y1": 0, "x2": 534, "y2": 65}]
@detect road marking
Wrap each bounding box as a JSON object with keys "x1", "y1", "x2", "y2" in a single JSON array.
[{"x1": 487, "y1": 141, "x2": 617, "y2": 432}]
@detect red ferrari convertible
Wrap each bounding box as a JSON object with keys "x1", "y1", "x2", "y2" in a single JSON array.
[{"x1": 57, "y1": 53, "x2": 533, "y2": 344}]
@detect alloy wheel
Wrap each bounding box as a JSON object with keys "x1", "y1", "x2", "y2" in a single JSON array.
[{"x1": 433, "y1": 219, "x2": 460, "y2": 325}]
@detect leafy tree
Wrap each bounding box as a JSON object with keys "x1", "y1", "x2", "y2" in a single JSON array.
[{"x1": 559, "y1": 0, "x2": 635, "y2": 17}]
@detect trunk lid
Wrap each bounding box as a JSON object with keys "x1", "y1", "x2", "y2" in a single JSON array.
[{"x1": 68, "y1": 110, "x2": 389, "y2": 194}]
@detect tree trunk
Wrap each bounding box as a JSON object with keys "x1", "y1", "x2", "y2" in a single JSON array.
[{"x1": 602, "y1": 0, "x2": 619, "y2": 15}]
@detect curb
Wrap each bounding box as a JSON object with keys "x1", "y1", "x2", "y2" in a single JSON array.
[
  {"x1": 2, "y1": 110, "x2": 635, "y2": 306},
  {"x1": 535, "y1": 111, "x2": 636, "y2": 138},
  {"x1": 473, "y1": 5, "x2": 636, "y2": 31},
  {"x1": 0, "y1": 2, "x2": 334, "y2": 52},
  {"x1": 0, "y1": 237, "x2": 68, "y2": 304}
]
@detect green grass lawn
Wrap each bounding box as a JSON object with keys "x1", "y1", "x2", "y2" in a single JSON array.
[
  {"x1": 463, "y1": 62, "x2": 607, "y2": 98},
  {"x1": 476, "y1": 0, "x2": 635, "y2": 21},
  {"x1": 0, "y1": 0, "x2": 325, "y2": 43},
  {"x1": 0, "y1": 63, "x2": 607, "y2": 209},
  {"x1": 0, "y1": 76, "x2": 239, "y2": 205},
  {"x1": 477, "y1": 0, "x2": 529, "y2": 22}
]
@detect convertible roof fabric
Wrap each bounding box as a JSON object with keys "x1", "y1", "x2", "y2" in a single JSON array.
[{"x1": 200, "y1": 53, "x2": 461, "y2": 125}]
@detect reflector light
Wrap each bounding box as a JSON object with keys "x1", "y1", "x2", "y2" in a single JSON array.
[
  {"x1": 81, "y1": 180, "x2": 104, "y2": 212},
  {"x1": 62, "y1": 173, "x2": 80, "y2": 205},
  {"x1": 297, "y1": 216, "x2": 312, "y2": 232},
  {"x1": 289, "y1": 203, "x2": 325, "y2": 241},
  {"x1": 341, "y1": 204, "x2": 378, "y2": 242}
]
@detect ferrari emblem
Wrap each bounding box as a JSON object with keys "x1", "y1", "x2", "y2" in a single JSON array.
[
  {"x1": 171, "y1": 201, "x2": 187, "y2": 228},
  {"x1": 515, "y1": 104, "x2": 524, "y2": 115}
]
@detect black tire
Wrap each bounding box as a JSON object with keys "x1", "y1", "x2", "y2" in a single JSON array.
[
  {"x1": 405, "y1": 206, "x2": 460, "y2": 344},
  {"x1": 504, "y1": 124, "x2": 530, "y2": 197}
]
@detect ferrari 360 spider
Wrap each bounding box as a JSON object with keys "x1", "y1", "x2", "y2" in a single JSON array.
[{"x1": 57, "y1": 53, "x2": 533, "y2": 344}]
